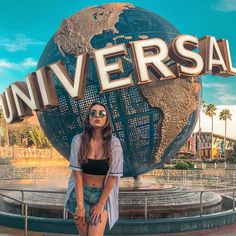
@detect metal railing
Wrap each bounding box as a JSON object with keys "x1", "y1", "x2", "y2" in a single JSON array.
[
  {"x1": 1, "y1": 186, "x2": 236, "y2": 234},
  {"x1": 198, "y1": 187, "x2": 236, "y2": 217},
  {"x1": 0, "y1": 192, "x2": 28, "y2": 236},
  {"x1": 0, "y1": 166, "x2": 69, "y2": 185},
  {"x1": 120, "y1": 187, "x2": 236, "y2": 220},
  {"x1": 2, "y1": 166, "x2": 236, "y2": 187},
  {"x1": 0, "y1": 188, "x2": 66, "y2": 236},
  {"x1": 0, "y1": 146, "x2": 63, "y2": 159}
]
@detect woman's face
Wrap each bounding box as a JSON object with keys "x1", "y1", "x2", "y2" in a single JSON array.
[{"x1": 89, "y1": 104, "x2": 107, "y2": 129}]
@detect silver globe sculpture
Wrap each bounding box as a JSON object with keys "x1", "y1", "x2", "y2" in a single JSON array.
[{"x1": 36, "y1": 3, "x2": 201, "y2": 177}]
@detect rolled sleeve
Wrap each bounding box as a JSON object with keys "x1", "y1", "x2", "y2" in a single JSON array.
[
  {"x1": 69, "y1": 135, "x2": 82, "y2": 172},
  {"x1": 109, "y1": 141, "x2": 123, "y2": 177}
]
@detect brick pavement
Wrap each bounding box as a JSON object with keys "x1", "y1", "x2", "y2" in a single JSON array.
[{"x1": 1, "y1": 223, "x2": 236, "y2": 236}]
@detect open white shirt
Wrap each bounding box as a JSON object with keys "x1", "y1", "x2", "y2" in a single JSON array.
[{"x1": 64, "y1": 133, "x2": 124, "y2": 230}]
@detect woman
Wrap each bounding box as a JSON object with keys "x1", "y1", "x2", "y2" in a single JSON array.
[{"x1": 64, "y1": 101, "x2": 124, "y2": 236}]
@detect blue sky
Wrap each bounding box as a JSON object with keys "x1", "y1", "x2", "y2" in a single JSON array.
[{"x1": 0, "y1": 0, "x2": 236, "y2": 105}]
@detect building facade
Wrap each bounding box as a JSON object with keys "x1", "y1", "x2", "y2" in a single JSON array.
[{"x1": 179, "y1": 132, "x2": 236, "y2": 159}]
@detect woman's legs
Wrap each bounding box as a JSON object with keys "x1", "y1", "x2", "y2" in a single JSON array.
[
  {"x1": 88, "y1": 210, "x2": 108, "y2": 236},
  {"x1": 83, "y1": 185, "x2": 109, "y2": 236},
  {"x1": 74, "y1": 215, "x2": 89, "y2": 236},
  {"x1": 66, "y1": 189, "x2": 89, "y2": 236}
]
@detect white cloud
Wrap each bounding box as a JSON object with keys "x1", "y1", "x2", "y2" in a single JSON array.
[
  {"x1": 194, "y1": 105, "x2": 236, "y2": 139},
  {"x1": 0, "y1": 58, "x2": 37, "y2": 71},
  {"x1": 0, "y1": 58, "x2": 37, "y2": 84},
  {"x1": 0, "y1": 59, "x2": 14, "y2": 68},
  {"x1": 203, "y1": 81, "x2": 236, "y2": 104},
  {"x1": 203, "y1": 82, "x2": 228, "y2": 89},
  {"x1": 0, "y1": 34, "x2": 45, "y2": 52},
  {"x1": 218, "y1": 94, "x2": 236, "y2": 104},
  {"x1": 213, "y1": 0, "x2": 236, "y2": 12},
  {"x1": 21, "y1": 58, "x2": 37, "y2": 68},
  {"x1": 0, "y1": 57, "x2": 38, "y2": 93}
]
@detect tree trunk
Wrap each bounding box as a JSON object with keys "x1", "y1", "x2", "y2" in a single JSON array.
[
  {"x1": 224, "y1": 120, "x2": 227, "y2": 159},
  {"x1": 198, "y1": 111, "x2": 201, "y2": 159},
  {"x1": 211, "y1": 116, "x2": 214, "y2": 159},
  {"x1": 0, "y1": 118, "x2": 2, "y2": 146},
  {"x1": 5, "y1": 123, "x2": 9, "y2": 146}
]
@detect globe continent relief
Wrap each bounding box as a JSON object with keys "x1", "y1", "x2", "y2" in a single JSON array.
[{"x1": 36, "y1": 3, "x2": 201, "y2": 177}]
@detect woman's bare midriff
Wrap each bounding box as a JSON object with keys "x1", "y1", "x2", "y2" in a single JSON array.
[{"x1": 83, "y1": 173, "x2": 106, "y2": 188}]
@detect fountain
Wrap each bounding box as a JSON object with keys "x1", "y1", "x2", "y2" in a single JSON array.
[{"x1": 0, "y1": 177, "x2": 234, "y2": 235}]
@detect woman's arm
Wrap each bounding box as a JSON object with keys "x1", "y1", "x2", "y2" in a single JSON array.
[
  {"x1": 90, "y1": 140, "x2": 124, "y2": 224},
  {"x1": 69, "y1": 135, "x2": 86, "y2": 224},
  {"x1": 74, "y1": 170, "x2": 84, "y2": 208},
  {"x1": 96, "y1": 175, "x2": 116, "y2": 207},
  {"x1": 73, "y1": 170, "x2": 86, "y2": 225},
  {"x1": 90, "y1": 176, "x2": 116, "y2": 224},
  {"x1": 70, "y1": 135, "x2": 84, "y2": 205}
]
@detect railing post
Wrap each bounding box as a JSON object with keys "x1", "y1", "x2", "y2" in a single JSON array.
[
  {"x1": 21, "y1": 191, "x2": 24, "y2": 215},
  {"x1": 233, "y1": 189, "x2": 235, "y2": 212},
  {"x1": 200, "y1": 191, "x2": 203, "y2": 217},
  {"x1": 30, "y1": 167, "x2": 33, "y2": 181},
  {"x1": 167, "y1": 170, "x2": 169, "y2": 183},
  {"x1": 24, "y1": 204, "x2": 28, "y2": 236},
  {"x1": 145, "y1": 193, "x2": 148, "y2": 220},
  {"x1": 234, "y1": 171, "x2": 236, "y2": 188},
  {"x1": 13, "y1": 166, "x2": 16, "y2": 182},
  {"x1": 225, "y1": 176, "x2": 227, "y2": 194},
  {"x1": 200, "y1": 171, "x2": 203, "y2": 188}
]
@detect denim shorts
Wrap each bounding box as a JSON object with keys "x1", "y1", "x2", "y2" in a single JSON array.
[{"x1": 66, "y1": 185, "x2": 108, "y2": 224}]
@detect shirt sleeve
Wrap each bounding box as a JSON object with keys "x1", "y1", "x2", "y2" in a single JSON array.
[
  {"x1": 69, "y1": 135, "x2": 82, "y2": 172},
  {"x1": 109, "y1": 139, "x2": 123, "y2": 177}
]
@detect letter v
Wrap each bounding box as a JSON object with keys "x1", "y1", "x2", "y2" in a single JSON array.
[{"x1": 49, "y1": 53, "x2": 89, "y2": 100}]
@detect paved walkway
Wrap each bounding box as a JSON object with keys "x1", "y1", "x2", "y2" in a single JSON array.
[
  {"x1": 0, "y1": 227, "x2": 70, "y2": 236},
  {"x1": 1, "y1": 223, "x2": 236, "y2": 236}
]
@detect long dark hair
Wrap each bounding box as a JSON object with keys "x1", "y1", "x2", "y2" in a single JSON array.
[{"x1": 79, "y1": 101, "x2": 113, "y2": 164}]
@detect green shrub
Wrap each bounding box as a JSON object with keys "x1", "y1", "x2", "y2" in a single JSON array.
[
  {"x1": 227, "y1": 144, "x2": 236, "y2": 163},
  {"x1": 162, "y1": 166, "x2": 175, "y2": 169},
  {"x1": 184, "y1": 160, "x2": 194, "y2": 169},
  {"x1": 175, "y1": 161, "x2": 189, "y2": 170},
  {"x1": 175, "y1": 160, "x2": 195, "y2": 170},
  {"x1": 227, "y1": 155, "x2": 236, "y2": 164}
]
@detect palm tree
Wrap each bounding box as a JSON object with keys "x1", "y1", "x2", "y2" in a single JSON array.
[
  {"x1": 29, "y1": 126, "x2": 52, "y2": 148},
  {"x1": 0, "y1": 107, "x2": 10, "y2": 146},
  {"x1": 0, "y1": 108, "x2": 3, "y2": 146},
  {"x1": 198, "y1": 100, "x2": 207, "y2": 158},
  {"x1": 219, "y1": 109, "x2": 232, "y2": 158},
  {"x1": 205, "y1": 104, "x2": 217, "y2": 158},
  {"x1": 202, "y1": 101, "x2": 207, "y2": 113}
]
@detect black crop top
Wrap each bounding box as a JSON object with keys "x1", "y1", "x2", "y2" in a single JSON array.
[{"x1": 81, "y1": 158, "x2": 109, "y2": 175}]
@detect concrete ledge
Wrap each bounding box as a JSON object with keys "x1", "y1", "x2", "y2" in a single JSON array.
[{"x1": 1, "y1": 210, "x2": 236, "y2": 235}]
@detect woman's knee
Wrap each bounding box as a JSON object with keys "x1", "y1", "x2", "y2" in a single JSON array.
[
  {"x1": 88, "y1": 210, "x2": 108, "y2": 236},
  {"x1": 74, "y1": 219, "x2": 88, "y2": 236}
]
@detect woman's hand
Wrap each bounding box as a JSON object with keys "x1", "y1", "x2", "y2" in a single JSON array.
[
  {"x1": 74, "y1": 204, "x2": 86, "y2": 225},
  {"x1": 90, "y1": 202, "x2": 104, "y2": 224}
]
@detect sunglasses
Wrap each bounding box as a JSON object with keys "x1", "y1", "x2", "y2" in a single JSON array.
[{"x1": 89, "y1": 110, "x2": 107, "y2": 118}]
